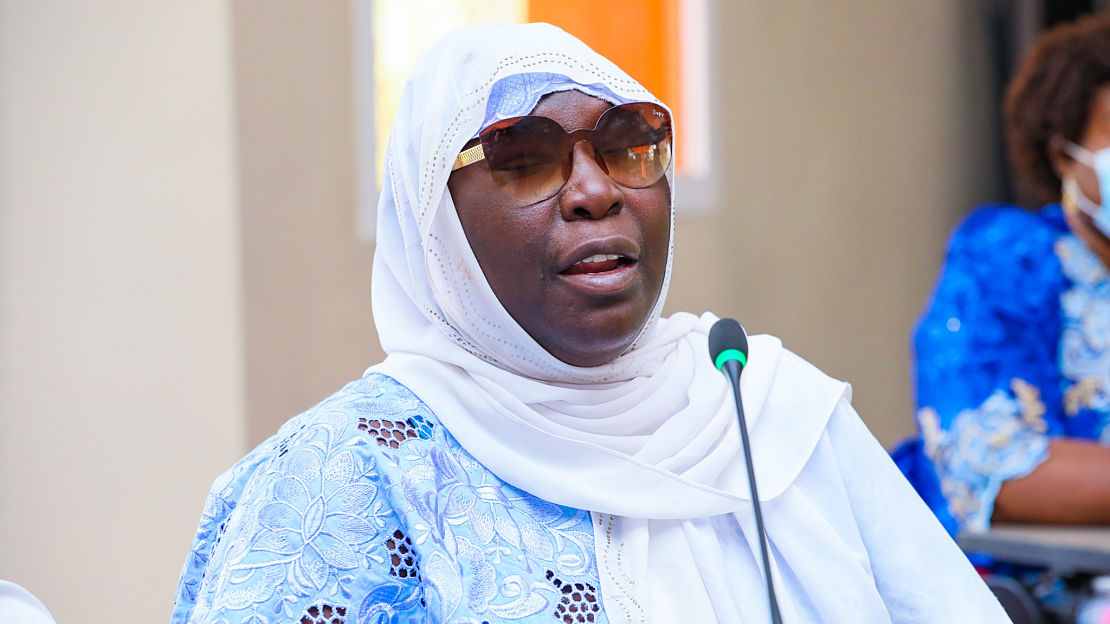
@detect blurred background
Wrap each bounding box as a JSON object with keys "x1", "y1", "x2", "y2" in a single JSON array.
[{"x1": 1, "y1": 0, "x2": 1103, "y2": 621}]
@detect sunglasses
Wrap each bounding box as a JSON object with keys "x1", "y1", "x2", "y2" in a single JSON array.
[{"x1": 451, "y1": 101, "x2": 673, "y2": 204}]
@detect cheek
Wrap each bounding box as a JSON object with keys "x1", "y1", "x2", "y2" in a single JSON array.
[
  {"x1": 639, "y1": 186, "x2": 673, "y2": 275},
  {"x1": 457, "y1": 203, "x2": 556, "y2": 309},
  {"x1": 476, "y1": 207, "x2": 554, "y2": 263},
  {"x1": 1073, "y1": 163, "x2": 1103, "y2": 203},
  {"x1": 451, "y1": 175, "x2": 532, "y2": 267}
]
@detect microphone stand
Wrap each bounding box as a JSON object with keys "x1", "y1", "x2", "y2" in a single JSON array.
[{"x1": 722, "y1": 358, "x2": 783, "y2": 624}]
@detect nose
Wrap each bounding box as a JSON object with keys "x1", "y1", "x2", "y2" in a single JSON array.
[{"x1": 558, "y1": 141, "x2": 624, "y2": 221}]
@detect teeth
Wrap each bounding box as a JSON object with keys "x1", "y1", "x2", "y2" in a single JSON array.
[{"x1": 575, "y1": 253, "x2": 620, "y2": 265}]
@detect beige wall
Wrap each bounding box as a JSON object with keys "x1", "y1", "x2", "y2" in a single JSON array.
[
  {"x1": 666, "y1": 1, "x2": 1003, "y2": 445},
  {"x1": 0, "y1": 1, "x2": 1003, "y2": 620},
  {"x1": 231, "y1": 0, "x2": 378, "y2": 445},
  {"x1": 0, "y1": 1, "x2": 246, "y2": 621}
]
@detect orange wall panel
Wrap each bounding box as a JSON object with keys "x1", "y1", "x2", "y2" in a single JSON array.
[
  {"x1": 528, "y1": 2, "x2": 674, "y2": 111},
  {"x1": 528, "y1": 0, "x2": 682, "y2": 165}
]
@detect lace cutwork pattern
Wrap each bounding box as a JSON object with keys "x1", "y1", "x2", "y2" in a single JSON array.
[
  {"x1": 172, "y1": 374, "x2": 607, "y2": 624},
  {"x1": 358, "y1": 416, "x2": 430, "y2": 449},
  {"x1": 547, "y1": 569, "x2": 601, "y2": 623},
  {"x1": 299, "y1": 602, "x2": 347, "y2": 624},
  {"x1": 386, "y1": 529, "x2": 421, "y2": 582}
]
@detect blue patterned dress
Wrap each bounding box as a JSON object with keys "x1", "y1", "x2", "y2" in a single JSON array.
[
  {"x1": 908, "y1": 203, "x2": 1110, "y2": 535},
  {"x1": 171, "y1": 373, "x2": 607, "y2": 624}
]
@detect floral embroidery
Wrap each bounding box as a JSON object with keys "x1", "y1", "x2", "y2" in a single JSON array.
[
  {"x1": 918, "y1": 379, "x2": 1050, "y2": 532},
  {"x1": 383, "y1": 409, "x2": 599, "y2": 622},
  {"x1": 1011, "y1": 379, "x2": 1046, "y2": 430},
  {"x1": 1065, "y1": 377, "x2": 1102, "y2": 416},
  {"x1": 1059, "y1": 234, "x2": 1110, "y2": 431},
  {"x1": 910, "y1": 205, "x2": 1090, "y2": 533},
  {"x1": 918, "y1": 407, "x2": 942, "y2": 459},
  {"x1": 171, "y1": 374, "x2": 608, "y2": 624},
  {"x1": 250, "y1": 446, "x2": 380, "y2": 591}
]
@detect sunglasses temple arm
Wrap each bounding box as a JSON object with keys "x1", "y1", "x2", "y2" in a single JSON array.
[{"x1": 452, "y1": 143, "x2": 486, "y2": 171}]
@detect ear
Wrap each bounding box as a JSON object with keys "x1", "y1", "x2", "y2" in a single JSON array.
[{"x1": 1048, "y1": 136, "x2": 1075, "y2": 179}]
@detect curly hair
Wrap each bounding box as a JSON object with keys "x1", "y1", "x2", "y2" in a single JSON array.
[{"x1": 1004, "y1": 12, "x2": 1110, "y2": 204}]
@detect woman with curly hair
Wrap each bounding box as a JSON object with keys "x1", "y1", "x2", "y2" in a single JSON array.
[{"x1": 909, "y1": 12, "x2": 1110, "y2": 535}]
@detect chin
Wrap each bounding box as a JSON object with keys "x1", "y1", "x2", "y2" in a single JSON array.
[
  {"x1": 525, "y1": 288, "x2": 662, "y2": 368},
  {"x1": 551, "y1": 348, "x2": 629, "y2": 369},
  {"x1": 544, "y1": 323, "x2": 644, "y2": 368}
]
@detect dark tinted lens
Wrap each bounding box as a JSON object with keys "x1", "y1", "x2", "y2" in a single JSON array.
[
  {"x1": 481, "y1": 115, "x2": 571, "y2": 203},
  {"x1": 594, "y1": 102, "x2": 672, "y2": 188}
]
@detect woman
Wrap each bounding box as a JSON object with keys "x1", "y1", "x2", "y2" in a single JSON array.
[
  {"x1": 910, "y1": 13, "x2": 1110, "y2": 535},
  {"x1": 172, "y1": 23, "x2": 1004, "y2": 623}
]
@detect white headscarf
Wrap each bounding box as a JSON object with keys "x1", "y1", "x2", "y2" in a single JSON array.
[{"x1": 368, "y1": 22, "x2": 887, "y2": 623}]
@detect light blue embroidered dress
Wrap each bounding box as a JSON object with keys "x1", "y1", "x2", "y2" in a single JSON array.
[
  {"x1": 907, "y1": 203, "x2": 1110, "y2": 534},
  {"x1": 172, "y1": 373, "x2": 607, "y2": 624}
]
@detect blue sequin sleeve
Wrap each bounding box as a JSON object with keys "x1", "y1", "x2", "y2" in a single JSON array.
[{"x1": 913, "y1": 205, "x2": 1067, "y2": 532}]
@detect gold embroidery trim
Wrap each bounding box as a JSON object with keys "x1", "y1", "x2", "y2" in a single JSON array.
[
  {"x1": 597, "y1": 513, "x2": 645, "y2": 624},
  {"x1": 597, "y1": 514, "x2": 633, "y2": 623},
  {"x1": 1065, "y1": 376, "x2": 1101, "y2": 417},
  {"x1": 1011, "y1": 378, "x2": 1047, "y2": 432}
]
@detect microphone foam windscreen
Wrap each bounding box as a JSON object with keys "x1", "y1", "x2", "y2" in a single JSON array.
[{"x1": 708, "y1": 317, "x2": 748, "y2": 363}]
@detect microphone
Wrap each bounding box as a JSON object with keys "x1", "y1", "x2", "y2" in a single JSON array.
[{"x1": 708, "y1": 318, "x2": 782, "y2": 624}]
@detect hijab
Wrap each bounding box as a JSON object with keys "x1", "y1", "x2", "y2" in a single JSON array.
[{"x1": 369, "y1": 22, "x2": 851, "y2": 623}]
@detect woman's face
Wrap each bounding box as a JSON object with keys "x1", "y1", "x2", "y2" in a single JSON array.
[{"x1": 447, "y1": 90, "x2": 671, "y2": 368}]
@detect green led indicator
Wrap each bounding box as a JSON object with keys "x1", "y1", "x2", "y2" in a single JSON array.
[{"x1": 714, "y1": 349, "x2": 747, "y2": 371}]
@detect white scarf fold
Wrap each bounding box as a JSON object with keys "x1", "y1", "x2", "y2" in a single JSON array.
[{"x1": 370, "y1": 22, "x2": 852, "y2": 622}]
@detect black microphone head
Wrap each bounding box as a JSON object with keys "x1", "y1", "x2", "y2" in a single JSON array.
[{"x1": 708, "y1": 317, "x2": 749, "y2": 372}]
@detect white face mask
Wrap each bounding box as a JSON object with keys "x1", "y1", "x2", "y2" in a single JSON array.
[{"x1": 1064, "y1": 142, "x2": 1110, "y2": 237}]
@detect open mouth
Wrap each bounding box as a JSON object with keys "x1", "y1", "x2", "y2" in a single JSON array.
[
  {"x1": 555, "y1": 237, "x2": 642, "y2": 295},
  {"x1": 561, "y1": 253, "x2": 636, "y2": 276}
]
